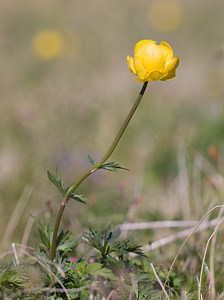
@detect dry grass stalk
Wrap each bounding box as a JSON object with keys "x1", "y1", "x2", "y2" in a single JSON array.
[
  {"x1": 198, "y1": 216, "x2": 224, "y2": 300},
  {"x1": 118, "y1": 220, "x2": 198, "y2": 231},
  {"x1": 2, "y1": 186, "x2": 33, "y2": 249},
  {"x1": 150, "y1": 263, "x2": 171, "y2": 300},
  {"x1": 163, "y1": 205, "x2": 224, "y2": 293},
  {"x1": 143, "y1": 217, "x2": 220, "y2": 252},
  {"x1": 209, "y1": 207, "x2": 224, "y2": 299},
  {"x1": 20, "y1": 249, "x2": 71, "y2": 300}
]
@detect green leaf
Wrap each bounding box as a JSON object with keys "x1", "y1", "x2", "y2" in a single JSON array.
[
  {"x1": 88, "y1": 154, "x2": 96, "y2": 165},
  {"x1": 57, "y1": 239, "x2": 79, "y2": 252},
  {"x1": 70, "y1": 193, "x2": 90, "y2": 204},
  {"x1": 88, "y1": 154, "x2": 129, "y2": 172},
  {"x1": 47, "y1": 168, "x2": 66, "y2": 195},
  {"x1": 86, "y1": 263, "x2": 115, "y2": 280},
  {"x1": 82, "y1": 225, "x2": 145, "y2": 263},
  {"x1": 57, "y1": 230, "x2": 73, "y2": 245},
  {"x1": 100, "y1": 161, "x2": 129, "y2": 172},
  {"x1": 0, "y1": 267, "x2": 28, "y2": 290},
  {"x1": 107, "y1": 227, "x2": 121, "y2": 243},
  {"x1": 37, "y1": 219, "x2": 53, "y2": 251}
]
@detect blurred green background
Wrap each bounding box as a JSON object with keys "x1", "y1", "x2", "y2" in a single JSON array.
[{"x1": 1, "y1": 0, "x2": 224, "y2": 259}]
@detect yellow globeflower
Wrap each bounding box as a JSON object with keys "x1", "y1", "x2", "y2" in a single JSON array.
[
  {"x1": 32, "y1": 30, "x2": 64, "y2": 60},
  {"x1": 127, "y1": 40, "x2": 179, "y2": 82}
]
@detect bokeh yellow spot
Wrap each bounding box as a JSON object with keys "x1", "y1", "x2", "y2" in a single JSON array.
[
  {"x1": 148, "y1": 0, "x2": 182, "y2": 32},
  {"x1": 32, "y1": 30, "x2": 65, "y2": 60}
]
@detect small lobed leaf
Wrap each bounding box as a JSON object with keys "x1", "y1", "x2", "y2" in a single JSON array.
[
  {"x1": 56, "y1": 230, "x2": 71, "y2": 248},
  {"x1": 107, "y1": 228, "x2": 121, "y2": 243},
  {"x1": 88, "y1": 265, "x2": 115, "y2": 280},
  {"x1": 100, "y1": 161, "x2": 129, "y2": 172},
  {"x1": 70, "y1": 193, "x2": 90, "y2": 204},
  {"x1": 0, "y1": 267, "x2": 28, "y2": 290},
  {"x1": 47, "y1": 168, "x2": 66, "y2": 195},
  {"x1": 57, "y1": 239, "x2": 79, "y2": 252},
  {"x1": 88, "y1": 154, "x2": 129, "y2": 172},
  {"x1": 88, "y1": 154, "x2": 96, "y2": 165}
]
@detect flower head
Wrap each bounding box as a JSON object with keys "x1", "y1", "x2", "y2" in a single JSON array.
[{"x1": 127, "y1": 40, "x2": 179, "y2": 82}]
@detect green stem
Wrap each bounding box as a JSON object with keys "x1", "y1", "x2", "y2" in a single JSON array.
[
  {"x1": 50, "y1": 197, "x2": 67, "y2": 261},
  {"x1": 50, "y1": 81, "x2": 148, "y2": 261}
]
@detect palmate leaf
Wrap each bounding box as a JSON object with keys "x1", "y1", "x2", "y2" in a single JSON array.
[
  {"x1": 86, "y1": 262, "x2": 115, "y2": 280},
  {"x1": 113, "y1": 239, "x2": 145, "y2": 257},
  {"x1": 82, "y1": 226, "x2": 145, "y2": 260},
  {"x1": 74, "y1": 261, "x2": 115, "y2": 280},
  {"x1": 88, "y1": 155, "x2": 129, "y2": 172}
]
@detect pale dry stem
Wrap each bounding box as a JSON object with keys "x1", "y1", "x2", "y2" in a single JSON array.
[
  {"x1": 198, "y1": 214, "x2": 224, "y2": 300},
  {"x1": 150, "y1": 263, "x2": 171, "y2": 300}
]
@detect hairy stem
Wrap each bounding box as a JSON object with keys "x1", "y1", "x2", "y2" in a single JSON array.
[{"x1": 50, "y1": 81, "x2": 148, "y2": 261}]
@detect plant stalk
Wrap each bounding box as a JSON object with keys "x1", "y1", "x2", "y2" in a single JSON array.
[{"x1": 50, "y1": 81, "x2": 148, "y2": 261}]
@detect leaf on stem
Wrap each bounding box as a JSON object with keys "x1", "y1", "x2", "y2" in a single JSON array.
[
  {"x1": 70, "y1": 193, "x2": 90, "y2": 204},
  {"x1": 88, "y1": 155, "x2": 129, "y2": 172},
  {"x1": 47, "y1": 168, "x2": 66, "y2": 196}
]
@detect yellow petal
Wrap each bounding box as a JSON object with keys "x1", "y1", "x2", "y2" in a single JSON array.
[
  {"x1": 134, "y1": 77, "x2": 146, "y2": 82},
  {"x1": 164, "y1": 57, "x2": 179, "y2": 73},
  {"x1": 133, "y1": 56, "x2": 147, "y2": 78},
  {"x1": 127, "y1": 56, "x2": 137, "y2": 75},
  {"x1": 148, "y1": 71, "x2": 163, "y2": 81},
  {"x1": 138, "y1": 44, "x2": 165, "y2": 73},
  {"x1": 160, "y1": 41, "x2": 173, "y2": 57},
  {"x1": 134, "y1": 40, "x2": 156, "y2": 55},
  {"x1": 160, "y1": 71, "x2": 176, "y2": 81}
]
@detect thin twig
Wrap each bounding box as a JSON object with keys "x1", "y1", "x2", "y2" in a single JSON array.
[
  {"x1": 21, "y1": 210, "x2": 41, "y2": 247},
  {"x1": 11, "y1": 243, "x2": 19, "y2": 266},
  {"x1": 20, "y1": 249, "x2": 71, "y2": 300},
  {"x1": 150, "y1": 263, "x2": 171, "y2": 300},
  {"x1": 177, "y1": 144, "x2": 191, "y2": 219},
  {"x1": 8, "y1": 284, "x2": 93, "y2": 299},
  {"x1": 163, "y1": 205, "x2": 224, "y2": 295},
  {"x1": 198, "y1": 217, "x2": 224, "y2": 300},
  {"x1": 117, "y1": 220, "x2": 198, "y2": 231},
  {"x1": 106, "y1": 290, "x2": 116, "y2": 300},
  {"x1": 2, "y1": 186, "x2": 33, "y2": 248},
  {"x1": 143, "y1": 218, "x2": 220, "y2": 252},
  {"x1": 209, "y1": 208, "x2": 224, "y2": 299},
  {"x1": 0, "y1": 250, "x2": 13, "y2": 260}
]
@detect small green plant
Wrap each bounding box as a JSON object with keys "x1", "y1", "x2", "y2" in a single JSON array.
[
  {"x1": 36, "y1": 219, "x2": 79, "y2": 259},
  {"x1": 46, "y1": 39, "x2": 179, "y2": 264},
  {"x1": 0, "y1": 39, "x2": 183, "y2": 299},
  {"x1": 0, "y1": 266, "x2": 28, "y2": 296},
  {"x1": 0, "y1": 219, "x2": 186, "y2": 299},
  {"x1": 48, "y1": 81, "x2": 149, "y2": 262},
  {"x1": 82, "y1": 226, "x2": 145, "y2": 264}
]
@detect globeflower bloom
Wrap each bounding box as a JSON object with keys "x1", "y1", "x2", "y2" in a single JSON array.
[{"x1": 127, "y1": 40, "x2": 179, "y2": 82}]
